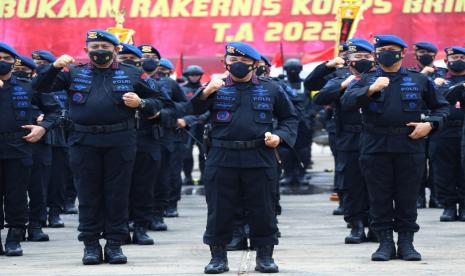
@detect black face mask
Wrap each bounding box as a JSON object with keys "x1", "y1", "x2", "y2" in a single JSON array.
[
  {"x1": 286, "y1": 69, "x2": 301, "y2": 82},
  {"x1": 156, "y1": 71, "x2": 169, "y2": 78},
  {"x1": 88, "y1": 50, "x2": 114, "y2": 65},
  {"x1": 142, "y1": 59, "x2": 159, "y2": 72},
  {"x1": 121, "y1": 59, "x2": 141, "y2": 67},
  {"x1": 0, "y1": 61, "x2": 14, "y2": 75},
  {"x1": 376, "y1": 50, "x2": 403, "y2": 67},
  {"x1": 448, "y1": 60, "x2": 465, "y2": 72},
  {"x1": 256, "y1": 66, "x2": 267, "y2": 77},
  {"x1": 226, "y1": 62, "x2": 254, "y2": 79},
  {"x1": 13, "y1": 70, "x2": 32, "y2": 79},
  {"x1": 350, "y1": 59, "x2": 375, "y2": 74},
  {"x1": 416, "y1": 54, "x2": 434, "y2": 67}
]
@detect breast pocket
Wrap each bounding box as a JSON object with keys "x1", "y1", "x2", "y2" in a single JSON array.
[
  {"x1": 252, "y1": 100, "x2": 273, "y2": 124},
  {"x1": 401, "y1": 91, "x2": 421, "y2": 112},
  {"x1": 212, "y1": 94, "x2": 237, "y2": 124},
  {"x1": 367, "y1": 91, "x2": 385, "y2": 114},
  {"x1": 70, "y1": 83, "x2": 91, "y2": 105}
]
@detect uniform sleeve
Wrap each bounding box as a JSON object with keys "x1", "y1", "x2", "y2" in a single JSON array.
[
  {"x1": 31, "y1": 64, "x2": 71, "y2": 93},
  {"x1": 422, "y1": 78, "x2": 450, "y2": 130},
  {"x1": 303, "y1": 61, "x2": 336, "y2": 92},
  {"x1": 340, "y1": 77, "x2": 371, "y2": 111},
  {"x1": 190, "y1": 87, "x2": 214, "y2": 115},
  {"x1": 440, "y1": 80, "x2": 465, "y2": 103},
  {"x1": 32, "y1": 92, "x2": 61, "y2": 130},
  {"x1": 134, "y1": 76, "x2": 175, "y2": 119},
  {"x1": 273, "y1": 87, "x2": 299, "y2": 147},
  {"x1": 313, "y1": 77, "x2": 344, "y2": 105}
]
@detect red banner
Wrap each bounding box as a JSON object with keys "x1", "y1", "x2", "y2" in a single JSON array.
[{"x1": 1, "y1": 0, "x2": 464, "y2": 64}]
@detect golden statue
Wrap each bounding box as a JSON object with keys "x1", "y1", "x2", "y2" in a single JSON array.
[{"x1": 106, "y1": 8, "x2": 135, "y2": 45}]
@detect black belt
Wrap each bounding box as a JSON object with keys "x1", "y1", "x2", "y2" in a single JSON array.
[
  {"x1": 342, "y1": 124, "x2": 362, "y2": 133},
  {"x1": 0, "y1": 131, "x2": 27, "y2": 142},
  {"x1": 445, "y1": 120, "x2": 463, "y2": 127},
  {"x1": 73, "y1": 119, "x2": 135, "y2": 134},
  {"x1": 211, "y1": 139, "x2": 264, "y2": 150},
  {"x1": 365, "y1": 125, "x2": 413, "y2": 135}
]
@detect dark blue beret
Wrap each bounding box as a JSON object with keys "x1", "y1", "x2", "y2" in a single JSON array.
[
  {"x1": 347, "y1": 38, "x2": 374, "y2": 53},
  {"x1": 225, "y1": 42, "x2": 261, "y2": 61},
  {"x1": 159, "y1": 58, "x2": 174, "y2": 70},
  {"x1": 0, "y1": 42, "x2": 19, "y2": 58},
  {"x1": 119, "y1": 43, "x2": 142, "y2": 58},
  {"x1": 413, "y1": 42, "x2": 438, "y2": 53},
  {"x1": 374, "y1": 35, "x2": 408, "y2": 49},
  {"x1": 445, "y1": 46, "x2": 465, "y2": 56},
  {"x1": 16, "y1": 55, "x2": 37, "y2": 70},
  {"x1": 338, "y1": 43, "x2": 349, "y2": 52},
  {"x1": 86, "y1": 29, "x2": 119, "y2": 46},
  {"x1": 261, "y1": 55, "x2": 272, "y2": 67},
  {"x1": 137, "y1": 44, "x2": 161, "y2": 59},
  {"x1": 32, "y1": 50, "x2": 56, "y2": 63}
]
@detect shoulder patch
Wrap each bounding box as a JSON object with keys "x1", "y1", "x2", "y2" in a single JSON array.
[{"x1": 140, "y1": 72, "x2": 149, "y2": 80}]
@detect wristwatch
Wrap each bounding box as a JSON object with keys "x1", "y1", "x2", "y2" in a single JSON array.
[{"x1": 139, "y1": 99, "x2": 146, "y2": 109}]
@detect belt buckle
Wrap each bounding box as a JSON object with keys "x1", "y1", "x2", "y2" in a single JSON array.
[{"x1": 92, "y1": 125, "x2": 105, "y2": 133}]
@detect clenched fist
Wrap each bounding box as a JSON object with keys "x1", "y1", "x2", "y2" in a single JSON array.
[
  {"x1": 264, "y1": 131, "x2": 281, "y2": 148},
  {"x1": 201, "y1": 78, "x2": 225, "y2": 100},
  {"x1": 368, "y1": 77, "x2": 390, "y2": 96},
  {"x1": 0, "y1": 80, "x2": 3, "y2": 88},
  {"x1": 420, "y1": 66, "x2": 435, "y2": 75},
  {"x1": 341, "y1": 75, "x2": 356, "y2": 90},
  {"x1": 434, "y1": 77, "x2": 446, "y2": 87},
  {"x1": 122, "y1": 92, "x2": 142, "y2": 108},
  {"x1": 53, "y1": 54, "x2": 75, "y2": 69},
  {"x1": 326, "y1": 57, "x2": 346, "y2": 68},
  {"x1": 407, "y1": 122, "x2": 433, "y2": 140}
]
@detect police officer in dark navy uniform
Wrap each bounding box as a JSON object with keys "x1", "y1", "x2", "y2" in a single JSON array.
[
  {"x1": 278, "y1": 59, "x2": 313, "y2": 187},
  {"x1": 191, "y1": 42, "x2": 298, "y2": 274},
  {"x1": 117, "y1": 43, "x2": 175, "y2": 245},
  {"x1": 155, "y1": 58, "x2": 188, "y2": 219},
  {"x1": 137, "y1": 44, "x2": 172, "y2": 231},
  {"x1": 315, "y1": 38, "x2": 377, "y2": 244},
  {"x1": 13, "y1": 55, "x2": 52, "y2": 242},
  {"x1": 341, "y1": 35, "x2": 449, "y2": 262},
  {"x1": 410, "y1": 42, "x2": 447, "y2": 209},
  {"x1": 304, "y1": 44, "x2": 350, "y2": 215},
  {"x1": 32, "y1": 30, "x2": 169, "y2": 265},
  {"x1": 0, "y1": 42, "x2": 60, "y2": 256},
  {"x1": 181, "y1": 65, "x2": 209, "y2": 186},
  {"x1": 432, "y1": 46, "x2": 465, "y2": 222}
]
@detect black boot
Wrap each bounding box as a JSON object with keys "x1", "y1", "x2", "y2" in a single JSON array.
[
  {"x1": 397, "y1": 232, "x2": 421, "y2": 261},
  {"x1": 332, "y1": 200, "x2": 344, "y2": 216},
  {"x1": 27, "y1": 222, "x2": 49, "y2": 242},
  {"x1": 366, "y1": 228, "x2": 379, "y2": 243},
  {"x1": 226, "y1": 225, "x2": 248, "y2": 251},
  {"x1": 255, "y1": 245, "x2": 279, "y2": 273},
  {"x1": 183, "y1": 175, "x2": 194, "y2": 186},
  {"x1": 5, "y1": 228, "x2": 24, "y2": 257},
  {"x1": 279, "y1": 176, "x2": 292, "y2": 187},
  {"x1": 440, "y1": 206, "x2": 458, "y2": 222},
  {"x1": 458, "y1": 203, "x2": 465, "y2": 222},
  {"x1": 164, "y1": 206, "x2": 179, "y2": 218},
  {"x1": 371, "y1": 230, "x2": 396, "y2": 261},
  {"x1": 128, "y1": 220, "x2": 135, "y2": 232},
  {"x1": 149, "y1": 217, "x2": 168, "y2": 231},
  {"x1": 416, "y1": 196, "x2": 426, "y2": 209},
  {"x1": 204, "y1": 245, "x2": 229, "y2": 274},
  {"x1": 82, "y1": 240, "x2": 103, "y2": 265},
  {"x1": 345, "y1": 220, "x2": 366, "y2": 244},
  {"x1": 132, "y1": 226, "x2": 154, "y2": 245},
  {"x1": 428, "y1": 197, "x2": 443, "y2": 209},
  {"x1": 48, "y1": 207, "x2": 65, "y2": 228},
  {"x1": 63, "y1": 200, "x2": 78, "y2": 214},
  {"x1": 104, "y1": 240, "x2": 127, "y2": 264}
]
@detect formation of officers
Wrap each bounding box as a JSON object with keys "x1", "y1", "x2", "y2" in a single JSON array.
[{"x1": 0, "y1": 28, "x2": 464, "y2": 274}]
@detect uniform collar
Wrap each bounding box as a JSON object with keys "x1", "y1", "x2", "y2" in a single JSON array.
[
  {"x1": 224, "y1": 74, "x2": 259, "y2": 86},
  {"x1": 377, "y1": 66, "x2": 408, "y2": 75}
]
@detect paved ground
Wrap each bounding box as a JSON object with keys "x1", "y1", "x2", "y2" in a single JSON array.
[{"x1": 1, "y1": 146, "x2": 464, "y2": 276}]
